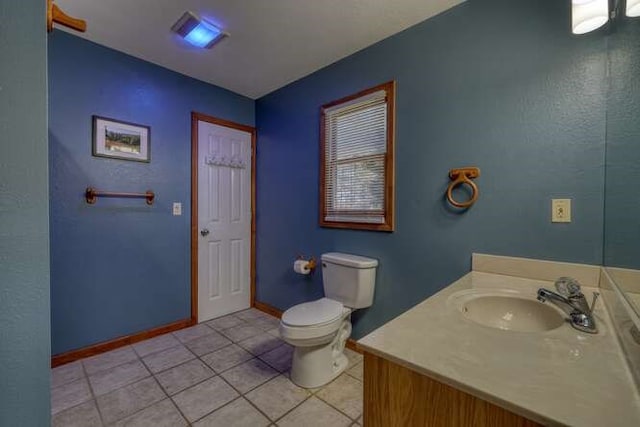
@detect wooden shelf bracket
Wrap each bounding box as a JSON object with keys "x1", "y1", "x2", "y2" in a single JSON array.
[{"x1": 47, "y1": 0, "x2": 87, "y2": 33}]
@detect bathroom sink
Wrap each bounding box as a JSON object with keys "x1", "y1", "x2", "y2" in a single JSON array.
[{"x1": 451, "y1": 292, "x2": 565, "y2": 332}]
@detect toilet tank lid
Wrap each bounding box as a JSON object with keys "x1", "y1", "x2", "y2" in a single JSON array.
[{"x1": 321, "y1": 252, "x2": 378, "y2": 268}]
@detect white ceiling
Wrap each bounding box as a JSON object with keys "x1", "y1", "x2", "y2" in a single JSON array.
[{"x1": 55, "y1": 0, "x2": 462, "y2": 99}]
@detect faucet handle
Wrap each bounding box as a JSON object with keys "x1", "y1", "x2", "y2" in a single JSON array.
[{"x1": 555, "y1": 277, "x2": 582, "y2": 296}]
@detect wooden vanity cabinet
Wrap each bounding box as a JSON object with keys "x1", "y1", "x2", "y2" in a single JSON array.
[{"x1": 362, "y1": 352, "x2": 542, "y2": 427}]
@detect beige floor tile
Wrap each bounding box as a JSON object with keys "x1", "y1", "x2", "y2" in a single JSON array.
[
  {"x1": 184, "y1": 330, "x2": 232, "y2": 356},
  {"x1": 200, "y1": 344, "x2": 254, "y2": 373},
  {"x1": 155, "y1": 359, "x2": 214, "y2": 395},
  {"x1": 51, "y1": 377, "x2": 92, "y2": 415},
  {"x1": 142, "y1": 345, "x2": 194, "y2": 373},
  {"x1": 220, "y1": 358, "x2": 278, "y2": 393},
  {"x1": 245, "y1": 375, "x2": 310, "y2": 420},
  {"x1": 277, "y1": 396, "x2": 352, "y2": 427},
  {"x1": 266, "y1": 328, "x2": 281, "y2": 338},
  {"x1": 52, "y1": 399, "x2": 102, "y2": 427},
  {"x1": 346, "y1": 361, "x2": 363, "y2": 381},
  {"x1": 238, "y1": 333, "x2": 283, "y2": 356},
  {"x1": 132, "y1": 333, "x2": 181, "y2": 358},
  {"x1": 344, "y1": 348, "x2": 363, "y2": 368},
  {"x1": 96, "y1": 377, "x2": 165, "y2": 424},
  {"x1": 258, "y1": 343, "x2": 293, "y2": 373},
  {"x1": 51, "y1": 361, "x2": 85, "y2": 389},
  {"x1": 173, "y1": 324, "x2": 215, "y2": 343},
  {"x1": 89, "y1": 359, "x2": 150, "y2": 396},
  {"x1": 206, "y1": 314, "x2": 246, "y2": 331},
  {"x1": 220, "y1": 324, "x2": 264, "y2": 342},
  {"x1": 316, "y1": 374, "x2": 363, "y2": 419},
  {"x1": 83, "y1": 346, "x2": 138, "y2": 376},
  {"x1": 171, "y1": 376, "x2": 239, "y2": 423},
  {"x1": 111, "y1": 398, "x2": 187, "y2": 427},
  {"x1": 193, "y1": 397, "x2": 270, "y2": 427},
  {"x1": 234, "y1": 308, "x2": 270, "y2": 322},
  {"x1": 251, "y1": 316, "x2": 281, "y2": 331}
]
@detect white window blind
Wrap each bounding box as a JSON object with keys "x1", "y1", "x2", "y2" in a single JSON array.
[{"x1": 323, "y1": 89, "x2": 388, "y2": 224}]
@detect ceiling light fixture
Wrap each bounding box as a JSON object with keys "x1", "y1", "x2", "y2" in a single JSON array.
[
  {"x1": 627, "y1": 0, "x2": 640, "y2": 16},
  {"x1": 171, "y1": 11, "x2": 227, "y2": 49},
  {"x1": 571, "y1": 0, "x2": 609, "y2": 34},
  {"x1": 572, "y1": 0, "x2": 640, "y2": 34}
]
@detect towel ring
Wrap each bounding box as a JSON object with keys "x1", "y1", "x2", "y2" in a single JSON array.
[{"x1": 446, "y1": 167, "x2": 480, "y2": 208}]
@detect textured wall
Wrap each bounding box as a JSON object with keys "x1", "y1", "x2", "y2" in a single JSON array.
[
  {"x1": 49, "y1": 32, "x2": 254, "y2": 354},
  {"x1": 0, "y1": 0, "x2": 51, "y2": 424},
  {"x1": 255, "y1": 0, "x2": 608, "y2": 338},
  {"x1": 603, "y1": 19, "x2": 640, "y2": 269}
]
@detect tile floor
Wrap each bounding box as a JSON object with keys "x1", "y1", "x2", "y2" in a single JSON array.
[{"x1": 51, "y1": 308, "x2": 364, "y2": 426}]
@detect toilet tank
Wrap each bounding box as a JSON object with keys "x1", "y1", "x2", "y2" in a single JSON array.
[{"x1": 321, "y1": 252, "x2": 378, "y2": 309}]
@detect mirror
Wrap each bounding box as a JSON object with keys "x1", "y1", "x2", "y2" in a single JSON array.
[{"x1": 603, "y1": 17, "x2": 640, "y2": 317}]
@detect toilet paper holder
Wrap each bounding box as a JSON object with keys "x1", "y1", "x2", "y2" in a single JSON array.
[{"x1": 296, "y1": 255, "x2": 317, "y2": 272}]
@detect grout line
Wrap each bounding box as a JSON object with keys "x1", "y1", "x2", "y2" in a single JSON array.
[{"x1": 82, "y1": 359, "x2": 107, "y2": 426}]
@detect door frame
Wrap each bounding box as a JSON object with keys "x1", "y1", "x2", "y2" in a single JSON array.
[{"x1": 190, "y1": 112, "x2": 257, "y2": 323}]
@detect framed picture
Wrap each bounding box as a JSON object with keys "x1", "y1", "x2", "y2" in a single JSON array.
[{"x1": 92, "y1": 116, "x2": 151, "y2": 162}]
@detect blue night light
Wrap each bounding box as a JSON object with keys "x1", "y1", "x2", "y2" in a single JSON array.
[{"x1": 184, "y1": 20, "x2": 222, "y2": 48}]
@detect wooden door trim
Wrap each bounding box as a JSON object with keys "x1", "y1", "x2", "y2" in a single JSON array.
[{"x1": 191, "y1": 112, "x2": 257, "y2": 323}]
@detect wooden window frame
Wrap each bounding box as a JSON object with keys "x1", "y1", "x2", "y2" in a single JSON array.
[{"x1": 319, "y1": 81, "x2": 395, "y2": 232}]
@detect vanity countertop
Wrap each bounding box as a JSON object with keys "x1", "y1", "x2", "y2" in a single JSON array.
[{"x1": 358, "y1": 271, "x2": 640, "y2": 426}]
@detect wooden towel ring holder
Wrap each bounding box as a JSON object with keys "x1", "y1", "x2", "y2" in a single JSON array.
[{"x1": 446, "y1": 167, "x2": 480, "y2": 208}]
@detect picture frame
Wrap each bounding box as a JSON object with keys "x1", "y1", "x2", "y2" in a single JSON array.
[{"x1": 92, "y1": 115, "x2": 151, "y2": 162}]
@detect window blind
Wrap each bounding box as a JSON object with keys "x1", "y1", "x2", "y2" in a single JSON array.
[{"x1": 323, "y1": 89, "x2": 388, "y2": 224}]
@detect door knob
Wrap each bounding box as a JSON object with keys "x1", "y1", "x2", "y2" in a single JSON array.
[{"x1": 200, "y1": 228, "x2": 210, "y2": 237}]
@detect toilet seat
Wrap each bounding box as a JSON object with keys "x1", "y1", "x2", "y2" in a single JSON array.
[
  {"x1": 282, "y1": 298, "x2": 344, "y2": 327},
  {"x1": 280, "y1": 298, "x2": 351, "y2": 344}
]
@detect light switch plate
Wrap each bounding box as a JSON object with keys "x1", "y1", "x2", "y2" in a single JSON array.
[
  {"x1": 552, "y1": 199, "x2": 571, "y2": 223},
  {"x1": 172, "y1": 202, "x2": 182, "y2": 216}
]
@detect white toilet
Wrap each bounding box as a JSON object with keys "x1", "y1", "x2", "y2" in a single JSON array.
[{"x1": 279, "y1": 252, "x2": 378, "y2": 388}]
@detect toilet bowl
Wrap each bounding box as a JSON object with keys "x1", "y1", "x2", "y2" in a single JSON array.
[
  {"x1": 279, "y1": 252, "x2": 378, "y2": 388},
  {"x1": 280, "y1": 298, "x2": 352, "y2": 388}
]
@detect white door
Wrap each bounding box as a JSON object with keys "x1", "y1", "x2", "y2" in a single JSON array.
[{"x1": 197, "y1": 120, "x2": 252, "y2": 322}]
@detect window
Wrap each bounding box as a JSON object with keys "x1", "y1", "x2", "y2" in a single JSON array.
[{"x1": 320, "y1": 81, "x2": 395, "y2": 231}]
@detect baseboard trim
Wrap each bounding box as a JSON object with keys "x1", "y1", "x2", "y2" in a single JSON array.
[
  {"x1": 51, "y1": 318, "x2": 195, "y2": 368},
  {"x1": 253, "y1": 300, "x2": 283, "y2": 318},
  {"x1": 346, "y1": 338, "x2": 363, "y2": 354},
  {"x1": 253, "y1": 300, "x2": 362, "y2": 354}
]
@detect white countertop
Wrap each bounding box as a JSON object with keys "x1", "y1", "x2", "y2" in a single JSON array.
[{"x1": 358, "y1": 271, "x2": 640, "y2": 426}]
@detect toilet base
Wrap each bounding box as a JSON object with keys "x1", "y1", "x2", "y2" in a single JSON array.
[{"x1": 289, "y1": 318, "x2": 352, "y2": 388}]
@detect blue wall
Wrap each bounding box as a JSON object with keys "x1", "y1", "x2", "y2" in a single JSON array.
[
  {"x1": 603, "y1": 18, "x2": 640, "y2": 269},
  {"x1": 255, "y1": 0, "x2": 608, "y2": 338},
  {"x1": 0, "y1": 0, "x2": 51, "y2": 424},
  {"x1": 49, "y1": 32, "x2": 254, "y2": 354}
]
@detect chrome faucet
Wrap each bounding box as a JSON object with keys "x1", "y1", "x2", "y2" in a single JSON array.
[{"x1": 537, "y1": 277, "x2": 599, "y2": 334}]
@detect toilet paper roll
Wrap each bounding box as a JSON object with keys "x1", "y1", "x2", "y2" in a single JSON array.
[{"x1": 294, "y1": 259, "x2": 311, "y2": 275}]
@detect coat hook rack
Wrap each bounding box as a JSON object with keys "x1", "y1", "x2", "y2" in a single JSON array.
[
  {"x1": 85, "y1": 187, "x2": 155, "y2": 205},
  {"x1": 446, "y1": 167, "x2": 480, "y2": 208},
  {"x1": 47, "y1": 0, "x2": 87, "y2": 33}
]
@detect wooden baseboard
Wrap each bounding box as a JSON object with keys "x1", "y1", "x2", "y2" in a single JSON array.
[
  {"x1": 51, "y1": 318, "x2": 195, "y2": 368},
  {"x1": 253, "y1": 300, "x2": 283, "y2": 318},
  {"x1": 253, "y1": 300, "x2": 362, "y2": 353},
  {"x1": 345, "y1": 338, "x2": 362, "y2": 353}
]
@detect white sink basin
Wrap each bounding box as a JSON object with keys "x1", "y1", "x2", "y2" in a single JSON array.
[{"x1": 450, "y1": 292, "x2": 565, "y2": 332}]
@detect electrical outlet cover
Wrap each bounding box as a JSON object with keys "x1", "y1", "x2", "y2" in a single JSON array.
[{"x1": 552, "y1": 199, "x2": 571, "y2": 223}]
